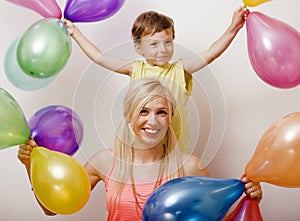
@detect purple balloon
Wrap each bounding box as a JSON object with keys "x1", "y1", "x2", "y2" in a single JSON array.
[
  {"x1": 29, "y1": 105, "x2": 84, "y2": 156},
  {"x1": 64, "y1": 0, "x2": 126, "y2": 22},
  {"x1": 246, "y1": 11, "x2": 300, "y2": 89}
]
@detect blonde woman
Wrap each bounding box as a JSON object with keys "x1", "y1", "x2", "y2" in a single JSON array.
[{"x1": 18, "y1": 78, "x2": 262, "y2": 220}]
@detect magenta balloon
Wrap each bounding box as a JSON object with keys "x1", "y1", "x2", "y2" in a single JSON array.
[
  {"x1": 6, "y1": 0, "x2": 62, "y2": 18},
  {"x1": 246, "y1": 11, "x2": 300, "y2": 89},
  {"x1": 64, "y1": 0, "x2": 125, "y2": 22},
  {"x1": 29, "y1": 105, "x2": 84, "y2": 156}
]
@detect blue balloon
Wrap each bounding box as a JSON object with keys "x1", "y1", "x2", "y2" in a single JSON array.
[
  {"x1": 4, "y1": 36, "x2": 56, "y2": 91},
  {"x1": 143, "y1": 176, "x2": 244, "y2": 221}
]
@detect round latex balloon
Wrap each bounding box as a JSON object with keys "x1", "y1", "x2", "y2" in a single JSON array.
[
  {"x1": 0, "y1": 88, "x2": 30, "y2": 149},
  {"x1": 17, "y1": 18, "x2": 72, "y2": 79},
  {"x1": 143, "y1": 176, "x2": 244, "y2": 221},
  {"x1": 4, "y1": 36, "x2": 56, "y2": 91},
  {"x1": 243, "y1": 0, "x2": 271, "y2": 7},
  {"x1": 246, "y1": 11, "x2": 300, "y2": 88},
  {"x1": 6, "y1": 0, "x2": 62, "y2": 18},
  {"x1": 245, "y1": 112, "x2": 300, "y2": 187},
  {"x1": 31, "y1": 147, "x2": 90, "y2": 214},
  {"x1": 224, "y1": 196, "x2": 263, "y2": 221},
  {"x1": 64, "y1": 0, "x2": 126, "y2": 22},
  {"x1": 29, "y1": 105, "x2": 83, "y2": 156}
]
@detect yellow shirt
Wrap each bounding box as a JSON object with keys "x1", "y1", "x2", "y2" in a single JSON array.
[{"x1": 131, "y1": 60, "x2": 192, "y2": 153}]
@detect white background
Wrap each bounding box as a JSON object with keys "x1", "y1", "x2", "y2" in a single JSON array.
[{"x1": 0, "y1": 0, "x2": 300, "y2": 220}]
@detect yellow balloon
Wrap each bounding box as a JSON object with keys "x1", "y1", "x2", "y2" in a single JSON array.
[
  {"x1": 31, "y1": 147, "x2": 90, "y2": 214},
  {"x1": 243, "y1": 0, "x2": 271, "y2": 7},
  {"x1": 245, "y1": 113, "x2": 300, "y2": 187}
]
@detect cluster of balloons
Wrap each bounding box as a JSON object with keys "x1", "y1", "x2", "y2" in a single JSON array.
[
  {"x1": 243, "y1": 0, "x2": 300, "y2": 89},
  {"x1": 2, "y1": 0, "x2": 127, "y2": 215},
  {"x1": 4, "y1": 0, "x2": 126, "y2": 91},
  {"x1": 6, "y1": 0, "x2": 125, "y2": 22},
  {"x1": 0, "y1": 87, "x2": 88, "y2": 214}
]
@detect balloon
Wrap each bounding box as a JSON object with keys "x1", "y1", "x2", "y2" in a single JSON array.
[
  {"x1": 224, "y1": 196, "x2": 263, "y2": 221},
  {"x1": 64, "y1": 0, "x2": 126, "y2": 22},
  {"x1": 246, "y1": 11, "x2": 300, "y2": 89},
  {"x1": 143, "y1": 176, "x2": 244, "y2": 221},
  {"x1": 4, "y1": 36, "x2": 56, "y2": 91},
  {"x1": 0, "y1": 88, "x2": 30, "y2": 149},
  {"x1": 6, "y1": 0, "x2": 62, "y2": 18},
  {"x1": 29, "y1": 105, "x2": 83, "y2": 156},
  {"x1": 245, "y1": 112, "x2": 300, "y2": 187},
  {"x1": 31, "y1": 147, "x2": 90, "y2": 214},
  {"x1": 243, "y1": 0, "x2": 271, "y2": 7},
  {"x1": 17, "y1": 18, "x2": 72, "y2": 79}
]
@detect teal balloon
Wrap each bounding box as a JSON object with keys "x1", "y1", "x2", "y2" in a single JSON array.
[
  {"x1": 0, "y1": 88, "x2": 30, "y2": 149},
  {"x1": 17, "y1": 18, "x2": 72, "y2": 79},
  {"x1": 4, "y1": 36, "x2": 56, "y2": 91}
]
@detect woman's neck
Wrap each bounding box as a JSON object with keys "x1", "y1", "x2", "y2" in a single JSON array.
[{"x1": 132, "y1": 144, "x2": 165, "y2": 164}]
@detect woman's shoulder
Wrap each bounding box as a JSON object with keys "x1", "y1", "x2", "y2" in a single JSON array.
[
  {"x1": 181, "y1": 153, "x2": 209, "y2": 177},
  {"x1": 86, "y1": 148, "x2": 115, "y2": 175}
]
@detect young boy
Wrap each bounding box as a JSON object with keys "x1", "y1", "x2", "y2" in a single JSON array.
[{"x1": 63, "y1": 6, "x2": 248, "y2": 153}]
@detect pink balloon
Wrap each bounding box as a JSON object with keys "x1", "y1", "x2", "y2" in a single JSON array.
[
  {"x1": 246, "y1": 11, "x2": 300, "y2": 89},
  {"x1": 6, "y1": 0, "x2": 62, "y2": 18}
]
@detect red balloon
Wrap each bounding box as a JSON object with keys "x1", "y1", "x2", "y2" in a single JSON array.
[
  {"x1": 224, "y1": 196, "x2": 263, "y2": 221},
  {"x1": 246, "y1": 11, "x2": 300, "y2": 88}
]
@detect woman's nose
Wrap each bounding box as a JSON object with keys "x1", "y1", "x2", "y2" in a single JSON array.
[{"x1": 148, "y1": 113, "x2": 158, "y2": 125}]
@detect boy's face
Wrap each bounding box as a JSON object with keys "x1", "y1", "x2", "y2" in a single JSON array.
[{"x1": 135, "y1": 28, "x2": 174, "y2": 67}]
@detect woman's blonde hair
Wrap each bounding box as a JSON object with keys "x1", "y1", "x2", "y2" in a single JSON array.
[{"x1": 110, "y1": 78, "x2": 183, "y2": 207}]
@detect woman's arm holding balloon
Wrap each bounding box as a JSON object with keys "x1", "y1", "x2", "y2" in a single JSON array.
[
  {"x1": 17, "y1": 138, "x2": 36, "y2": 178},
  {"x1": 241, "y1": 174, "x2": 263, "y2": 203},
  {"x1": 17, "y1": 138, "x2": 57, "y2": 216}
]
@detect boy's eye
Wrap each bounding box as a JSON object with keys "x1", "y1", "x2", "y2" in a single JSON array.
[
  {"x1": 165, "y1": 40, "x2": 173, "y2": 45},
  {"x1": 150, "y1": 42, "x2": 158, "y2": 47}
]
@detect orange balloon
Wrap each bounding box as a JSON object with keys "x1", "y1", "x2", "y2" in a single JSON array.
[
  {"x1": 245, "y1": 112, "x2": 300, "y2": 187},
  {"x1": 31, "y1": 147, "x2": 90, "y2": 214},
  {"x1": 243, "y1": 0, "x2": 271, "y2": 7}
]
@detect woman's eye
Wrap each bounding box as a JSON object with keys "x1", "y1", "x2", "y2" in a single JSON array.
[
  {"x1": 158, "y1": 110, "x2": 167, "y2": 115},
  {"x1": 140, "y1": 109, "x2": 148, "y2": 114}
]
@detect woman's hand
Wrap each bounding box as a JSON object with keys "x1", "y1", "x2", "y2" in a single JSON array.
[
  {"x1": 17, "y1": 137, "x2": 37, "y2": 168},
  {"x1": 241, "y1": 173, "x2": 263, "y2": 203}
]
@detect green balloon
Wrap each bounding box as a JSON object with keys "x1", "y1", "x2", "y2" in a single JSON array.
[
  {"x1": 17, "y1": 18, "x2": 72, "y2": 79},
  {"x1": 0, "y1": 88, "x2": 30, "y2": 149}
]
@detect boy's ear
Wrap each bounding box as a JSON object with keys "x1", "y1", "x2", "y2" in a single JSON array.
[{"x1": 134, "y1": 43, "x2": 143, "y2": 56}]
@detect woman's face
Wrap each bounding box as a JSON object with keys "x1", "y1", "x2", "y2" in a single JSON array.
[
  {"x1": 135, "y1": 28, "x2": 174, "y2": 67},
  {"x1": 131, "y1": 96, "x2": 171, "y2": 149}
]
